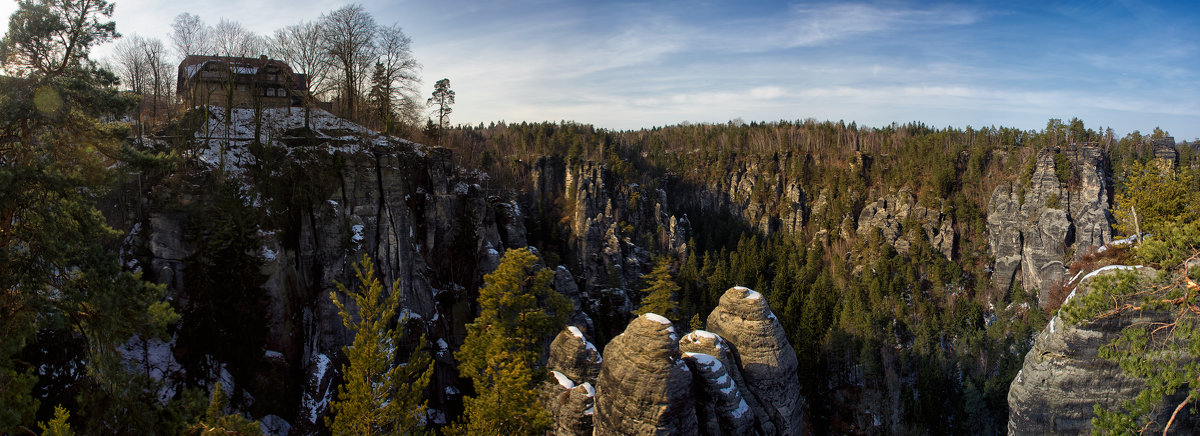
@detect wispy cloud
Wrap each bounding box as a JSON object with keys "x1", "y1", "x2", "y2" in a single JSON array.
[{"x1": 780, "y1": 3, "x2": 979, "y2": 47}]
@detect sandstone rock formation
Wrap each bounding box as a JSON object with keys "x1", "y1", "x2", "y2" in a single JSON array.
[
  {"x1": 594, "y1": 314, "x2": 698, "y2": 435},
  {"x1": 541, "y1": 326, "x2": 603, "y2": 436},
  {"x1": 685, "y1": 159, "x2": 806, "y2": 236},
  {"x1": 679, "y1": 330, "x2": 772, "y2": 435},
  {"x1": 988, "y1": 145, "x2": 1113, "y2": 304},
  {"x1": 856, "y1": 189, "x2": 954, "y2": 258},
  {"x1": 541, "y1": 374, "x2": 596, "y2": 436},
  {"x1": 1007, "y1": 266, "x2": 1198, "y2": 434},
  {"x1": 548, "y1": 326, "x2": 603, "y2": 388},
  {"x1": 707, "y1": 286, "x2": 804, "y2": 435},
  {"x1": 129, "y1": 107, "x2": 524, "y2": 430}
]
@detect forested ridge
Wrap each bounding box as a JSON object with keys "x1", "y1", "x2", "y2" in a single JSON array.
[{"x1": 4, "y1": 0, "x2": 1200, "y2": 434}]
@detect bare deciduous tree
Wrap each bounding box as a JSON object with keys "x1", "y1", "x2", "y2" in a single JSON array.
[
  {"x1": 374, "y1": 24, "x2": 421, "y2": 125},
  {"x1": 319, "y1": 4, "x2": 377, "y2": 118},
  {"x1": 268, "y1": 21, "x2": 333, "y2": 101},
  {"x1": 212, "y1": 19, "x2": 263, "y2": 58},
  {"x1": 170, "y1": 12, "x2": 210, "y2": 58}
]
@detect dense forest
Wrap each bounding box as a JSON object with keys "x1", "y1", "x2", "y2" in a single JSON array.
[{"x1": 3, "y1": 0, "x2": 1200, "y2": 434}]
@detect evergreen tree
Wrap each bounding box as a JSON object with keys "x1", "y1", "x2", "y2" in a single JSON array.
[
  {"x1": 1112, "y1": 159, "x2": 1200, "y2": 237},
  {"x1": 368, "y1": 61, "x2": 393, "y2": 132},
  {"x1": 0, "y1": 0, "x2": 177, "y2": 431},
  {"x1": 426, "y1": 78, "x2": 454, "y2": 144},
  {"x1": 327, "y1": 254, "x2": 433, "y2": 435},
  {"x1": 634, "y1": 258, "x2": 681, "y2": 321},
  {"x1": 184, "y1": 383, "x2": 263, "y2": 436},
  {"x1": 38, "y1": 405, "x2": 74, "y2": 436},
  {"x1": 451, "y1": 247, "x2": 570, "y2": 435},
  {"x1": 177, "y1": 180, "x2": 269, "y2": 403}
]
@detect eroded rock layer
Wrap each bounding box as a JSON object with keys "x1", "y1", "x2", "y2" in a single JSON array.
[
  {"x1": 594, "y1": 314, "x2": 698, "y2": 435},
  {"x1": 707, "y1": 286, "x2": 804, "y2": 436}
]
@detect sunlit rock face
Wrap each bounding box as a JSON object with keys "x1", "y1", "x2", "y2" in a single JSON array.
[
  {"x1": 593, "y1": 314, "x2": 698, "y2": 435},
  {"x1": 987, "y1": 145, "x2": 1112, "y2": 305},
  {"x1": 707, "y1": 286, "x2": 805, "y2": 436}
]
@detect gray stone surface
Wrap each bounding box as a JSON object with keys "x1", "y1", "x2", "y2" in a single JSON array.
[
  {"x1": 707, "y1": 286, "x2": 804, "y2": 436},
  {"x1": 679, "y1": 330, "x2": 756, "y2": 436},
  {"x1": 988, "y1": 145, "x2": 1113, "y2": 304},
  {"x1": 680, "y1": 330, "x2": 772, "y2": 435},
  {"x1": 856, "y1": 189, "x2": 954, "y2": 258},
  {"x1": 1007, "y1": 266, "x2": 1199, "y2": 435},
  {"x1": 594, "y1": 314, "x2": 698, "y2": 435}
]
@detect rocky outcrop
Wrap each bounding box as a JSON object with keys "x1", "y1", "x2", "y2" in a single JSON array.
[
  {"x1": 857, "y1": 189, "x2": 954, "y2": 258},
  {"x1": 679, "y1": 331, "x2": 757, "y2": 436},
  {"x1": 1153, "y1": 137, "x2": 1178, "y2": 165},
  {"x1": 542, "y1": 326, "x2": 603, "y2": 436},
  {"x1": 707, "y1": 286, "x2": 804, "y2": 436},
  {"x1": 594, "y1": 314, "x2": 698, "y2": 435},
  {"x1": 684, "y1": 159, "x2": 806, "y2": 236},
  {"x1": 128, "y1": 107, "x2": 525, "y2": 431},
  {"x1": 548, "y1": 326, "x2": 603, "y2": 388},
  {"x1": 988, "y1": 145, "x2": 1113, "y2": 303},
  {"x1": 1007, "y1": 266, "x2": 1198, "y2": 434}
]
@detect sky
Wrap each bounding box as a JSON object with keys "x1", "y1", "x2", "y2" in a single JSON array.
[{"x1": 2, "y1": 0, "x2": 1198, "y2": 139}]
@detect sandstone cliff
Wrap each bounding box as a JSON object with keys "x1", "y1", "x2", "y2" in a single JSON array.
[
  {"x1": 857, "y1": 189, "x2": 954, "y2": 259},
  {"x1": 707, "y1": 286, "x2": 805, "y2": 436},
  {"x1": 541, "y1": 326, "x2": 603, "y2": 436},
  {"x1": 594, "y1": 313, "x2": 699, "y2": 435},
  {"x1": 1007, "y1": 266, "x2": 1197, "y2": 434},
  {"x1": 127, "y1": 106, "x2": 523, "y2": 431},
  {"x1": 987, "y1": 145, "x2": 1113, "y2": 304},
  {"x1": 679, "y1": 330, "x2": 758, "y2": 435}
]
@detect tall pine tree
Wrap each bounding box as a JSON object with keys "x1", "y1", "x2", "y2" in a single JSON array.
[
  {"x1": 634, "y1": 258, "x2": 680, "y2": 321},
  {"x1": 0, "y1": 0, "x2": 178, "y2": 431},
  {"x1": 327, "y1": 254, "x2": 433, "y2": 435},
  {"x1": 451, "y1": 247, "x2": 570, "y2": 435}
]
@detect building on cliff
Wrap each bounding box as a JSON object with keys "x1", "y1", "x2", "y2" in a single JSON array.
[{"x1": 177, "y1": 54, "x2": 308, "y2": 108}]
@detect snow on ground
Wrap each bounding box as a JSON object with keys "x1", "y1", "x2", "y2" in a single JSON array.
[
  {"x1": 187, "y1": 106, "x2": 424, "y2": 178},
  {"x1": 259, "y1": 415, "x2": 291, "y2": 436},
  {"x1": 566, "y1": 326, "x2": 601, "y2": 358},
  {"x1": 426, "y1": 409, "x2": 446, "y2": 425},
  {"x1": 579, "y1": 382, "x2": 595, "y2": 397},
  {"x1": 731, "y1": 398, "x2": 751, "y2": 418},
  {"x1": 1078, "y1": 264, "x2": 1142, "y2": 286}
]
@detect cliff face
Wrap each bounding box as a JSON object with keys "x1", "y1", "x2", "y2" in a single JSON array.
[
  {"x1": 857, "y1": 189, "x2": 954, "y2": 258},
  {"x1": 127, "y1": 106, "x2": 523, "y2": 431},
  {"x1": 1007, "y1": 266, "x2": 1199, "y2": 434},
  {"x1": 541, "y1": 326, "x2": 602, "y2": 436},
  {"x1": 683, "y1": 159, "x2": 807, "y2": 236},
  {"x1": 593, "y1": 314, "x2": 699, "y2": 435},
  {"x1": 707, "y1": 286, "x2": 805, "y2": 436},
  {"x1": 987, "y1": 145, "x2": 1113, "y2": 304},
  {"x1": 530, "y1": 157, "x2": 690, "y2": 342}
]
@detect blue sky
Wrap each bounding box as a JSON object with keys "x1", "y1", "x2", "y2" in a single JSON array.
[{"x1": 4, "y1": 0, "x2": 1197, "y2": 139}]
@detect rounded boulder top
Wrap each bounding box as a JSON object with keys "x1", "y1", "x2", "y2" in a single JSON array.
[{"x1": 716, "y1": 286, "x2": 774, "y2": 320}]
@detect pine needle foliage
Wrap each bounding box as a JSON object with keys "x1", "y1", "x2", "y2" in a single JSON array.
[
  {"x1": 1061, "y1": 220, "x2": 1200, "y2": 434},
  {"x1": 634, "y1": 258, "x2": 680, "y2": 321},
  {"x1": 183, "y1": 383, "x2": 263, "y2": 436},
  {"x1": 327, "y1": 254, "x2": 433, "y2": 435},
  {"x1": 450, "y1": 247, "x2": 570, "y2": 435}
]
